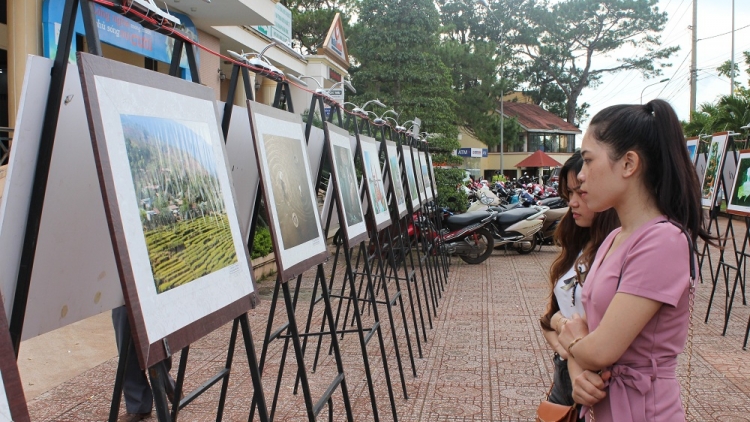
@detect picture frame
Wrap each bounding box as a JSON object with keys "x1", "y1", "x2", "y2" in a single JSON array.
[
  {"x1": 701, "y1": 132, "x2": 730, "y2": 209},
  {"x1": 686, "y1": 137, "x2": 698, "y2": 164},
  {"x1": 325, "y1": 122, "x2": 368, "y2": 244},
  {"x1": 0, "y1": 296, "x2": 30, "y2": 422},
  {"x1": 418, "y1": 151, "x2": 434, "y2": 201},
  {"x1": 78, "y1": 52, "x2": 258, "y2": 369},
  {"x1": 401, "y1": 146, "x2": 421, "y2": 211},
  {"x1": 726, "y1": 149, "x2": 750, "y2": 217},
  {"x1": 426, "y1": 153, "x2": 438, "y2": 198},
  {"x1": 246, "y1": 100, "x2": 328, "y2": 282},
  {"x1": 410, "y1": 147, "x2": 427, "y2": 205},
  {"x1": 359, "y1": 134, "x2": 392, "y2": 230},
  {"x1": 385, "y1": 141, "x2": 408, "y2": 217}
]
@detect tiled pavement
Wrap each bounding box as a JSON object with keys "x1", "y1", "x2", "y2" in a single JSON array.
[{"x1": 25, "y1": 219, "x2": 750, "y2": 420}]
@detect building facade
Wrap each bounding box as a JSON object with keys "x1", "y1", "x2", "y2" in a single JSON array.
[
  {"x1": 1, "y1": 0, "x2": 349, "y2": 164},
  {"x1": 458, "y1": 100, "x2": 581, "y2": 181}
]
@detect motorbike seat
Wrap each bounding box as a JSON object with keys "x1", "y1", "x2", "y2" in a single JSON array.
[
  {"x1": 445, "y1": 211, "x2": 490, "y2": 231},
  {"x1": 495, "y1": 207, "x2": 538, "y2": 225},
  {"x1": 539, "y1": 197, "x2": 567, "y2": 209},
  {"x1": 489, "y1": 203, "x2": 519, "y2": 212}
]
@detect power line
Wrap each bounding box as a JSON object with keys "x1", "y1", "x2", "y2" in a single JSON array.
[
  {"x1": 698, "y1": 23, "x2": 750, "y2": 42},
  {"x1": 657, "y1": 49, "x2": 691, "y2": 97}
]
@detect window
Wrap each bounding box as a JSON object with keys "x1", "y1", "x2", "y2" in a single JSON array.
[{"x1": 527, "y1": 133, "x2": 574, "y2": 153}]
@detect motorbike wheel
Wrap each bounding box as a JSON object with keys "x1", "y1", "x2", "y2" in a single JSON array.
[
  {"x1": 459, "y1": 228, "x2": 494, "y2": 264},
  {"x1": 515, "y1": 234, "x2": 537, "y2": 255}
]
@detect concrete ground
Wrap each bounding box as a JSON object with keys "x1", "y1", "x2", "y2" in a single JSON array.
[{"x1": 19, "y1": 225, "x2": 750, "y2": 421}]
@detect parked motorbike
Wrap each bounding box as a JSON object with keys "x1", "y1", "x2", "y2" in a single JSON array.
[
  {"x1": 466, "y1": 187, "x2": 502, "y2": 212},
  {"x1": 536, "y1": 197, "x2": 569, "y2": 245},
  {"x1": 486, "y1": 205, "x2": 549, "y2": 254},
  {"x1": 414, "y1": 209, "x2": 498, "y2": 264}
]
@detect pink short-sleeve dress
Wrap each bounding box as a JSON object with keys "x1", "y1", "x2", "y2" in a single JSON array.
[{"x1": 581, "y1": 215, "x2": 691, "y2": 422}]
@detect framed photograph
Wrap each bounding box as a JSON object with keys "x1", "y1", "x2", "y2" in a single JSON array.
[
  {"x1": 0, "y1": 297, "x2": 30, "y2": 422},
  {"x1": 246, "y1": 101, "x2": 328, "y2": 282},
  {"x1": 727, "y1": 150, "x2": 750, "y2": 216},
  {"x1": 359, "y1": 134, "x2": 392, "y2": 229},
  {"x1": 401, "y1": 146, "x2": 421, "y2": 211},
  {"x1": 385, "y1": 141, "x2": 408, "y2": 217},
  {"x1": 418, "y1": 151, "x2": 434, "y2": 201},
  {"x1": 686, "y1": 137, "x2": 698, "y2": 164},
  {"x1": 701, "y1": 132, "x2": 730, "y2": 208},
  {"x1": 426, "y1": 153, "x2": 438, "y2": 198},
  {"x1": 325, "y1": 123, "x2": 368, "y2": 244},
  {"x1": 410, "y1": 147, "x2": 427, "y2": 205},
  {"x1": 78, "y1": 52, "x2": 257, "y2": 369}
]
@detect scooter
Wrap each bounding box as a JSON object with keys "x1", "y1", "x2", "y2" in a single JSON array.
[
  {"x1": 537, "y1": 197, "x2": 568, "y2": 245},
  {"x1": 414, "y1": 209, "x2": 498, "y2": 264},
  {"x1": 486, "y1": 205, "x2": 548, "y2": 254},
  {"x1": 466, "y1": 187, "x2": 502, "y2": 212}
]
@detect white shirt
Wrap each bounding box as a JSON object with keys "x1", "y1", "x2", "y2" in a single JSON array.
[{"x1": 554, "y1": 260, "x2": 586, "y2": 319}]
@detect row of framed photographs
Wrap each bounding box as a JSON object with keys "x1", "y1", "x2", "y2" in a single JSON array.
[
  {"x1": 691, "y1": 133, "x2": 750, "y2": 216},
  {"x1": 74, "y1": 53, "x2": 437, "y2": 370}
]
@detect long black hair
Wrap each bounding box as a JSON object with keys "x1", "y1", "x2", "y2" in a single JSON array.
[
  {"x1": 541, "y1": 152, "x2": 619, "y2": 332},
  {"x1": 588, "y1": 99, "x2": 709, "y2": 245}
]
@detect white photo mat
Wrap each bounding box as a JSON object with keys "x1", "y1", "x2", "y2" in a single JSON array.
[
  {"x1": 92, "y1": 75, "x2": 255, "y2": 344},
  {"x1": 427, "y1": 153, "x2": 438, "y2": 198},
  {"x1": 402, "y1": 147, "x2": 420, "y2": 210},
  {"x1": 360, "y1": 136, "x2": 391, "y2": 227},
  {"x1": 328, "y1": 125, "x2": 367, "y2": 241},
  {"x1": 701, "y1": 133, "x2": 729, "y2": 208},
  {"x1": 250, "y1": 110, "x2": 327, "y2": 275},
  {"x1": 727, "y1": 150, "x2": 750, "y2": 215},
  {"x1": 418, "y1": 151, "x2": 433, "y2": 201},
  {"x1": 385, "y1": 142, "x2": 407, "y2": 215},
  {"x1": 686, "y1": 138, "x2": 698, "y2": 164}
]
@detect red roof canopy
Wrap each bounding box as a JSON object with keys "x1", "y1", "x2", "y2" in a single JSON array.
[{"x1": 515, "y1": 150, "x2": 562, "y2": 168}]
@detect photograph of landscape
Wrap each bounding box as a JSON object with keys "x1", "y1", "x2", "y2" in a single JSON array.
[
  {"x1": 332, "y1": 144, "x2": 365, "y2": 227},
  {"x1": 728, "y1": 153, "x2": 750, "y2": 213},
  {"x1": 701, "y1": 136, "x2": 725, "y2": 206},
  {"x1": 388, "y1": 154, "x2": 406, "y2": 208},
  {"x1": 363, "y1": 148, "x2": 389, "y2": 214},
  {"x1": 262, "y1": 133, "x2": 321, "y2": 250},
  {"x1": 121, "y1": 114, "x2": 238, "y2": 294},
  {"x1": 403, "y1": 150, "x2": 419, "y2": 204}
]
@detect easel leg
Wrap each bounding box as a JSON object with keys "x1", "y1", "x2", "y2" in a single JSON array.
[{"x1": 148, "y1": 364, "x2": 172, "y2": 422}]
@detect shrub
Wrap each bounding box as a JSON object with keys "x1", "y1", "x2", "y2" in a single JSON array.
[
  {"x1": 251, "y1": 226, "x2": 274, "y2": 259},
  {"x1": 434, "y1": 167, "x2": 468, "y2": 213}
]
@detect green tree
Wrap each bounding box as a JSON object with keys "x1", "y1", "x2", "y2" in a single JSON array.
[
  {"x1": 349, "y1": 0, "x2": 459, "y2": 164},
  {"x1": 284, "y1": 0, "x2": 356, "y2": 55},
  {"x1": 514, "y1": 0, "x2": 678, "y2": 125}
]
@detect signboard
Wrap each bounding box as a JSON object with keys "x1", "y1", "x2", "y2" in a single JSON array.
[
  {"x1": 323, "y1": 87, "x2": 345, "y2": 118},
  {"x1": 43, "y1": 0, "x2": 197, "y2": 76},
  {"x1": 456, "y1": 148, "x2": 488, "y2": 158},
  {"x1": 321, "y1": 13, "x2": 349, "y2": 68},
  {"x1": 253, "y1": 2, "x2": 292, "y2": 48}
]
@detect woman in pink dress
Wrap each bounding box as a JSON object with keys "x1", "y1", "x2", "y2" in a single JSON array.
[{"x1": 557, "y1": 99, "x2": 709, "y2": 421}]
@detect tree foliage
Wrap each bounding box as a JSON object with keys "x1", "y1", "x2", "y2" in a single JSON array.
[
  {"x1": 282, "y1": 0, "x2": 356, "y2": 55},
  {"x1": 513, "y1": 0, "x2": 678, "y2": 125},
  {"x1": 434, "y1": 167, "x2": 468, "y2": 213},
  {"x1": 683, "y1": 54, "x2": 750, "y2": 140},
  {"x1": 349, "y1": 0, "x2": 459, "y2": 164}
]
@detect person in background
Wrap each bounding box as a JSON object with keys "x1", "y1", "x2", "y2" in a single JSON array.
[
  {"x1": 541, "y1": 151, "x2": 619, "y2": 409},
  {"x1": 113, "y1": 307, "x2": 176, "y2": 422},
  {"x1": 558, "y1": 99, "x2": 709, "y2": 421}
]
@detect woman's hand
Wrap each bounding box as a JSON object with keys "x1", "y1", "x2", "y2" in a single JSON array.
[
  {"x1": 558, "y1": 313, "x2": 589, "y2": 350},
  {"x1": 572, "y1": 370, "x2": 610, "y2": 407}
]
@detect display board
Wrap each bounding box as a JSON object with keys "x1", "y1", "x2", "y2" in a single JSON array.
[
  {"x1": 401, "y1": 147, "x2": 420, "y2": 211},
  {"x1": 418, "y1": 151, "x2": 433, "y2": 201},
  {"x1": 246, "y1": 100, "x2": 328, "y2": 282},
  {"x1": 0, "y1": 297, "x2": 29, "y2": 422},
  {"x1": 701, "y1": 133, "x2": 730, "y2": 208},
  {"x1": 384, "y1": 141, "x2": 407, "y2": 217},
  {"x1": 359, "y1": 134, "x2": 391, "y2": 229},
  {"x1": 0, "y1": 55, "x2": 124, "y2": 340},
  {"x1": 325, "y1": 123, "x2": 368, "y2": 243},
  {"x1": 79, "y1": 52, "x2": 257, "y2": 368},
  {"x1": 686, "y1": 137, "x2": 698, "y2": 164},
  {"x1": 727, "y1": 149, "x2": 750, "y2": 216},
  {"x1": 426, "y1": 153, "x2": 438, "y2": 198}
]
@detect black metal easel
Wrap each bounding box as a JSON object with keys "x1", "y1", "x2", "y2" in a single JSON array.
[
  {"x1": 247, "y1": 89, "x2": 355, "y2": 422},
  {"x1": 4, "y1": 1, "x2": 269, "y2": 421}
]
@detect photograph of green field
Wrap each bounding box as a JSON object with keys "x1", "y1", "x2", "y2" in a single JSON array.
[{"x1": 121, "y1": 114, "x2": 238, "y2": 294}]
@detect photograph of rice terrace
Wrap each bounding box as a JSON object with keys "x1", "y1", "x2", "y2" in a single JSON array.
[{"x1": 121, "y1": 115, "x2": 237, "y2": 294}]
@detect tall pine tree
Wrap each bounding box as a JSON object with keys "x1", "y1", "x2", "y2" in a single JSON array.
[{"x1": 349, "y1": 0, "x2": 459, "y2": 163}]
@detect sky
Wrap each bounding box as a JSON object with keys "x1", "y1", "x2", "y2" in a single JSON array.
[{"x1": 574, "y1": 0, "x2": 750, "y2": 144}]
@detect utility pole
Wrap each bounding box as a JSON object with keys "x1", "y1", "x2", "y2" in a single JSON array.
[
  {"x1": 689, "y1": 0, "x2": 698, "y2": 116},
  {"x1": 730, "y1": 0, "x2": 735, "y2": 96}
]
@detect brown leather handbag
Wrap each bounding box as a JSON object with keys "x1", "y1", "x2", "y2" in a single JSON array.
[{"x1": 536, "y1": 383, "x2": 578, "y2": 422}]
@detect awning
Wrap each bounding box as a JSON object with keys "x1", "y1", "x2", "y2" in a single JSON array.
[{"x1": 515, "y1": 150, "x2": 562, "y2": 168}]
